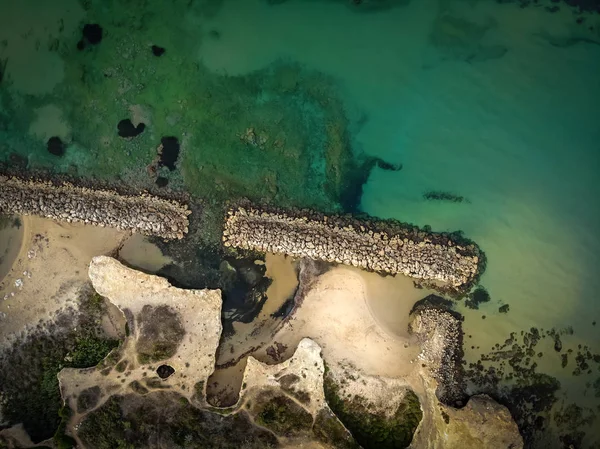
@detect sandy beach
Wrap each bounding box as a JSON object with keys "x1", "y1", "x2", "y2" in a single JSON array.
[
  {"x1": 0, "y1": 216, "x2": 128, "y2": 344},
  {"x1": 206, "y1": 260, "x2": 433, "y2": 407},
  {"x1": 257, "y1": 266, "x2": 424, "y2": 379}
]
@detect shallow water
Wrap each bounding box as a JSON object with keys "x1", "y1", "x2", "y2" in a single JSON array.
[
  {"x1": 198, "y1": 2, "x2": 600, "y2": 442},
  {"x1": 117, "y1": 233, "x2": 174, "y2": 273},
  {"x1": 1, "y1": 0, "x2": 600, "y2": 445}
]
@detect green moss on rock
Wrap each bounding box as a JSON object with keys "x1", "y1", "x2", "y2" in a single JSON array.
[
  {"x1": 323, "y1": 371, "x2": 422, "y2": 449},
  {"x1": 313, "y1": 407, "x2": 360, "y2": 449},
  {"x1": 135, "y1": 305, "x2": 185, "y2": 364},
  {"x1": 254, "y1": 393, "x2": 313, "y2": 437}
]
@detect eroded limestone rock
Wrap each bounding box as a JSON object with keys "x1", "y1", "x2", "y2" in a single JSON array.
[
  {"x1": 409, "y1": 298, "x2": 467, "y2": 407},
  {"x1": 408, "y1": 299, "x2": 524, "y2": 449},
  {"x1": 58, "y1": 256, "x2": 222, "y2": 431},
  {"x1": 55, "y1": 259, "x2": 521, "y2": 449},
  {"x1": 434, "y1": 395, "x2": 524, "y2": 449}
]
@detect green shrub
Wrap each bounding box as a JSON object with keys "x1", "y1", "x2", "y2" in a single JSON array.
[{"x1": 323, "y1": 369, "x2": 422, "y2": 449}]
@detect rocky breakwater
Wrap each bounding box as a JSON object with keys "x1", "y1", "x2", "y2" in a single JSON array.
[
  {"x1": 223, "y1": 205, "x2": 483, "y2": 291},
  {"x1": 409, "y1": 296, "x2": 467, "y2": 407},
  {"x1": 0, "y1": 175, "x2": 190, "y2": 239}
]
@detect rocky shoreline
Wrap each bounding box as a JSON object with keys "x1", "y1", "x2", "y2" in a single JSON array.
[
  {"x1": 409, "y1": 296, "x2": 467, "y2": 407},
  {"x1": 0, "y1": 175, "x2": 190, "y2": 240},
  {"x1": 223, "y1": 204, "x2": 484, "y2": 291}
]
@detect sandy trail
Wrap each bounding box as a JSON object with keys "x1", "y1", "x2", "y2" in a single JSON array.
[{"x1": 0, "y1": 216, "x2": 128, "y2": 344}]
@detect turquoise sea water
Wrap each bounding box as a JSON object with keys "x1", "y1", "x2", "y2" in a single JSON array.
[{"x1": 1, "y1": 0, "x2": 600, "y2": 446}]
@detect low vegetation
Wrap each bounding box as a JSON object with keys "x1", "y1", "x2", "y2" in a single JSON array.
[
  {"x1": 323, "y1": 367, "x2": 422, "y2": 449},
  {"x1": 254, "y1": 393, "x2": 313, "y2": 437},
  {"x1": 0, "y1": 288, "x2": 120, "y2": 443},
  {"x1": 313, "y1": 407, "x2": 360, "y2": 449},
  {"x1": 78, "y1": 392, "x2": 278, "y2": 449}
]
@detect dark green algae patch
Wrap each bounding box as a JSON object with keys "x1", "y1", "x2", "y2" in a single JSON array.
[
  {"x1": 323, "y1": 366, "x2": 423, "y2": 449},
  {"x1": 0, "y1": 0, "x2": 379, "y2": 217}
]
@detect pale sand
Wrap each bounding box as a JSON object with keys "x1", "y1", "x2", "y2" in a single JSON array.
[
  {"x1": 0, "y1": 216, "x2": 128, "y2": 344},
  {"x1": 209, "y1": 264, "x2": 431, "y2": 406},
  {"x1": 254, "y1": 266, "x2": 423, "y2": 380},
  {"x1": 362, "y1": 269, "x2": 436, "y2": 340}
]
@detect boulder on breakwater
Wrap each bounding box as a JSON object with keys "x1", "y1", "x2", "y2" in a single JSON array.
[
  {"x1": 0, "y1": 175, "x2": 190, "y2": 240},
  {"x1": 223, "y1": 204, "x2": 484, "y2": 291}
]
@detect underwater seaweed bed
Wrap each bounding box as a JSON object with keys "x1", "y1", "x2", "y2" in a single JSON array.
[{"x1": 0, "y1": 0, "x2": 376, "y2": 220}]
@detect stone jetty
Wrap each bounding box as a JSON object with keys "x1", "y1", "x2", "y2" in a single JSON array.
[
  {"x1": 409, "y1": 298, "x2": 466, "y2": 406},
  {"x1": 223, "y1": 205, "x2": 483, "y2": 290},
  {"x1": 0, "y1": 175, "x2": 190, "y2": 240}
]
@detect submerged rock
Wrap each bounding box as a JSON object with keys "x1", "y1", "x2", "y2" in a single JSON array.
[
  {"x1": 83, "y1": 24, "x2": 103, "y2": 44},
  {"x1": 78, "y1": 23, "x2": 103, "y2": 50},
  {"x1": 46, "y1": 136, "x2": 65, "y2": 156},
  {"x1": 423, "y1": 191, "x2": 466, "y2": 203},
  {"x1": 376, "y1": 158, "x2": 403, "y2": 171},
  {"x1": 158, "y1": 136, "x2": 180, "y2": 171},
  {"x1": 151, "y1": 45, "x2": 166, "y2": 56},
  {"x1": 464, "y1": 286, "x2": 491, "y2": 310},
  {"x1": 155, "y1": 176, "x2": 168, "y2": 188},
  {"x1": 117, "y1": 119, "x2": 146, "y2": 138}
]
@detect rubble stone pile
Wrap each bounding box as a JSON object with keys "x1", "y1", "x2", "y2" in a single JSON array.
[
  {"x1": 0, "y1": 175, "x2": 190, "y2": 239},
  {"x1": 409, "y1": 301, "x2": 466, "y2": 407},
  {"x1": 223, "y1": 205, "x2": 482, "y2": 289}
]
